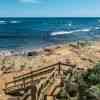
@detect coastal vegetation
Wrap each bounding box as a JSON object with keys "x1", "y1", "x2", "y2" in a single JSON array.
[
  {"x1": 57, "y1": 62, "x2": 100, "y2": 100},
  {"x1": 84, "y1": 62, "x2": 100, "y2": 85},
  {"x1": 0, "y1": 41, "x2": 100, "y2": 100}
]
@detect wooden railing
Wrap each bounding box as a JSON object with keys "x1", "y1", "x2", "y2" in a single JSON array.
[{"x1": 4, "y1": 62, "x2": 76, "y2": 95}]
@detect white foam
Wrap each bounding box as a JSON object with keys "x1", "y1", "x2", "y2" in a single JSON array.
[
  {"x1": 68, "y1": 23, "x2": 72, "y2": 26},
  {"x1": 51, "y1": 28, "x2": 91, "y2": 36},
  {"x1": 0, "y1": 21, "x2": 6, "y2": 24},
  {"x1": 0, "y1": 50, "x2": 12, "y2": 56},
  {"x1": 95, "y1": 27, "x2": 100, "y2": 30},
  {"x1": 10, "y1": 20, "x2": 20, "y2": 24},
  {"x1": 81, "y1": 29, "x2": 91, "y2": 32}
]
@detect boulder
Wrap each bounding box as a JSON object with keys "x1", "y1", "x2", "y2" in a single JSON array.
[{"x1": 27, "y1": 51, "x2": 38, "y2": 56}]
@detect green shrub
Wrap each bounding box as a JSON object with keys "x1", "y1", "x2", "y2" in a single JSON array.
[{"x1": 84, "y1": 62, "x2": 100, "y2": 85}]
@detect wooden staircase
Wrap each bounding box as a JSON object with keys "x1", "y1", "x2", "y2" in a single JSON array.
[{"x1": 4, "y1": 62, "x2": 75, "y2": 100}]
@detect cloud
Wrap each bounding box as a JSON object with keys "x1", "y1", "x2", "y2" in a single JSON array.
[{"x1": 19, "y1": 0, "x2": 40, "y2": 4}]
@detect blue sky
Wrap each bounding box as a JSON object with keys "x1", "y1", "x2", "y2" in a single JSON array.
[{"x1": 0, "y1": 0, "x2": 100, "y2": 17}]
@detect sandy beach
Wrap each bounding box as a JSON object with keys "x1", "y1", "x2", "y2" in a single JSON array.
[{"x1": 0, "y1": 41, "x2": 100, "y2": 99}]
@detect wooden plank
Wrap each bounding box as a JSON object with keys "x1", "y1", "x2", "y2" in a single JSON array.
[
  {"x1": 4, "y1": 62, "x2": 73, "y2": 96},
  {"x1": 60, "y1": 62, "x2": 76, "y2": 68},
  {"x1": 14, "y1": 63, "x2": 59, "y2": 80},
  {"x1": 5, "y1": 70, "x2": 53, "y2": 94},
  {"x1": 6, "y1": 66, "x2": 55, "y2": 86}
]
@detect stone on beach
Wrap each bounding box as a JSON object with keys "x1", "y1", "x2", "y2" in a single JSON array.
[
  {"x1": 44, "y1": 47, "x2": 54, "y2": 56},
  {"x1": 27, "y1": 51, "x2": 39, "y2": 56}
]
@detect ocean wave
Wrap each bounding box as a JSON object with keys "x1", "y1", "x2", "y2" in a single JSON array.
[
  {"x1": 95, "y1": 27, "x2": 100, "y2": 30},
  {"x1": 68, "y1": 23, "x2": 72, "y2": 26},
  {"x1": 98, "y1": 20, "x2": 100, "y2": 23},
  {"x1": 51, "y1": 28, "x2": 91, "y2": 36},
  {"x1": 0, "y1": 21, "x2": 6, "y2": 24},
  {"x1": 10, "y1": 20, "x2": 20, "y2": 24}
]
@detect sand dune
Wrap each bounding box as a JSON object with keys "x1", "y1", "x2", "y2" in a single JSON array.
[{"x1": 0, "y1": 41, "x2": 100, "y2": 99}]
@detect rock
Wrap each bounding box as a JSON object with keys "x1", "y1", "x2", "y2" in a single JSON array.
[
  {"x1": 27, "y1": 51, "x2": 38, "y2": 56},
  {"x1": 54, "y1": 45, "x2": 62, "y2": 49},
  {"x1": 44, "y1": 48, "x2": 54, "y2": 56},
  {"x1": 69, "y1": 43, "x2": 79, "y2": 49},
  {"x1": 44, "y1": 48, "x2": 53, "y2": 52}
]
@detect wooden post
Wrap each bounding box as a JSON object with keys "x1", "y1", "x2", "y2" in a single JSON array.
[
  {"x1": 17, "y1": 96, "x2": 20, "y2": 100},
  {"x1": 31, "y1": 86, "x2": 37, "y2": 100},
  {"x1": 23, "y1": 78, "x2": 25, "y2": 89},
  {"x1": 5, "y1": 83, "x2": 7, "y2": 90},
  {"x1": 5, "y1": 83, "x2": 7, "y2": 93},
  {"x1": 30, "y1": 79, "x2": 37, "y2": 100},
  {"x1": 58, "y1": 62, "x2": 61, "y2": 74}
]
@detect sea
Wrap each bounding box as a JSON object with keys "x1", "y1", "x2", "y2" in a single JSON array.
[{"x1": 0, "y1": 17, "x2": 100, "y2": 51}]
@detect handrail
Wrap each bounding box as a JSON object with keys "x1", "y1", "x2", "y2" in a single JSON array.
[
  {"x1": 19, "y1": 62, "x2": 75, "y2": 80},
  {"x1": 60, "y1": 62, "x2": 76, "y2": 68},
  {"x1": 5, "y1": 75, "x2": 48, "y2": 92},
  {"x1": 4, "y1": 62, "x2": 76, "y2": 94},
  {"x1": 14, "y1": 63, "x2": 59, "y2": 80},
  {"x1": 5, "y1": 80, "x2": 32, "y2": 93},
  {"x1": 6, "y1": 65, "x2": 55, "y2": 86}
]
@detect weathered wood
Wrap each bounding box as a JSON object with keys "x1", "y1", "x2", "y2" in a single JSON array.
[
  {"x1": 4, "y1": 62, "x2": 74, "y2": 100},
  {"x1": 14, "y1": 63, "x2": 59, "y2": 80},
  {"x1": 5, "y1": 67, "x2": 55, "y2": 91}
]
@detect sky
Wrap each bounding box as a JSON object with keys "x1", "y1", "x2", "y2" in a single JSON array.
[{"x1": 0, "y1": 0, "x2": 100, "y2": 17}]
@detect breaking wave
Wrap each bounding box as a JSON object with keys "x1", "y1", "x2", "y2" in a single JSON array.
[
  {"x1": 10, "y1": 20, "x2": 20, "y2": 24},
  {"x1": 0, "y1": 21, "x2": 7, "y2": 24},
  {"x1": 51, "y1": 26, "x2": 100, "y2": 36},
  {"x1": 95, "y1": 27, "x2": 100, "y2": 30},
  {"x1": 51, "y1": 28, "x2": 91, "y2": 36}
]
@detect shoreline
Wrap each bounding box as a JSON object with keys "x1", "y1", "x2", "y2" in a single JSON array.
[
  {"x1": 0, "y1": 39, "x2": 99, "y2": 74},
  {"x1": 0, "y1": 40, "x2": 97, "y2": 56},
  {"x1": 0, "y1": 40, "x2": 99, "y2": 69}
]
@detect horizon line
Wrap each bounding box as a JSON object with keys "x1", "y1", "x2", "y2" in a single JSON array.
[{"x1": 0, "y1": 16, "x2": 100, "y2": 18}]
